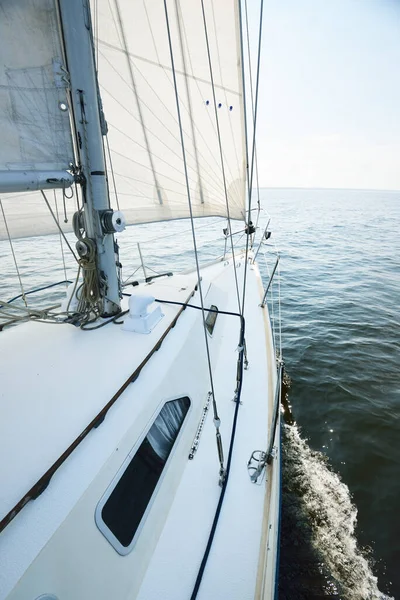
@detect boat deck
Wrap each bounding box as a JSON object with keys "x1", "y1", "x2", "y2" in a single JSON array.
[
  {"x1": 0, "y1": 255, "x2": 280, "y2": 600},
  {"x1": 0, "y1": 273, "x2": 197, "y2": 523}
]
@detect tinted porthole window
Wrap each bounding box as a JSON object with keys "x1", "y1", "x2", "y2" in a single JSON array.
[
  {"x1": 100, "y1": 397, "x2": 190, "y2": 550},
  {"x1": 205, "y1": 305, "x2": 218, "y2": 335}
]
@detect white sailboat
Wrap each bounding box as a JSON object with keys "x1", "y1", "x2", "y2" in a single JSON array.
[{"x1": 0, "y1": 1, "x2": 282, "y2": 599}]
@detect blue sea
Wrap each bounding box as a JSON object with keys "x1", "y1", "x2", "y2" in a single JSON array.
[{"x1": 1, "y1": 188, "x2": 399, "y2": 599}]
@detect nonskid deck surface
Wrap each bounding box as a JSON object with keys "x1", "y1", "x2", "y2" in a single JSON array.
[
  {"x1": 0, "y1": 272, "x2": 198, "y2": 522},
  {"x1": 0, "y1": 256, "x2": 279, "y2": 600}
]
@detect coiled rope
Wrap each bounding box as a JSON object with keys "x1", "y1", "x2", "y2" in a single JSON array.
[{"x1": 71, "y1": 210, "x2": 102, "y2": 319}]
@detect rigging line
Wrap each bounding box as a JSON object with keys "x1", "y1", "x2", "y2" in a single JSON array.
[
  {"x1": 278, "y1": 260, "x2": 282, "y2": 360},
  {"x1": 178, "y1": 17, "x2": 242, "y2": 206},
  {"x1": 209, "y1": 1, "x2": 242, "y2": 184},
  {"x1": 122, "y1": 265, "x2": 141, "y2": 286},
  {"x1": 40, "y1": 191, "x2": 79, "y2": 263},
  {"x1": 177, "y1": 0, "x2": 240, "y2": 207},
  {"x1": 199, "y1": 0, "x2": 242, "y2": 313},
  {"x1": 3, "y1": 281, "x2": 73, "y2": 306},
  {"x1": 114, "y1": 0, "x2": 163, "y2": 205},
  {"x1": 264, "y1": 250, "x2": 276, "y2": 347},
  {"x1": 244, "y1": 0, "x2": 262, "y2": 235},
  {"x1": 174, "y1": 0, "x2": 204, "y2": 205},
  {"x1": 233, "y1": 232, "x2": 246, "y2": 249},
  {"x1": 98, "y1": 58, "x2": 227, "y2": 200},
  {"x1": 143, "y1": 0, "x2": 160, "y2": 63},
  {"x1": 107, "y1": 0, "x2": 123, "y2": 48},
  {"x1": 0, "y1": 199, "x2": 28, "y2": 308},
  {"x1": 54, "y1": 190, "x2": 68, "y2": 284},
  {"x1": 105, "y1": 134, "x2": 120, "y2": 210},
  {"x1": 240, "y1": 0, "x2": 265, "y2": 316},
  {"x1": 163, "y1": 0, "x2": 225, "y2": 477}
]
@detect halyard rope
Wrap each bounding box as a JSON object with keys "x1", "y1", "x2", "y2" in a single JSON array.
[
  {"x1": 241, "y1": 0, "x2": 265, "y2": 316},
  {"x1": 200, "y1": 0, "x2": 242, "y2": 314},
  {"x1": 163, "y1": 0, "x2": 226, "y2": 481},
  {"x1": 244, "y1": 0, "x2": 262, "y2": 238}
]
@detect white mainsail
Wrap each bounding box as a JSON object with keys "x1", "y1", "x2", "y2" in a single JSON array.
[
  {"x1": 0, "y1": 0, "x2": 75, "y2": 241},
  {"x1": 0, "y1": 0, "x2": 74, "y2": 173}
]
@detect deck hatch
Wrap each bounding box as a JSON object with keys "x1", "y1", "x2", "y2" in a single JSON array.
[
  {"x1": 96, "y1": 397, "x2": 190, "y2": 554},
  {"x1": 205, "y1": 305, "x2": 218, "y2": 335}
]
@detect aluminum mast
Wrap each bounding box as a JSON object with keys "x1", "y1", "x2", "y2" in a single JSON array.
[{"x1": 58, "y1": 0, "x2": 121, "y2": 315}]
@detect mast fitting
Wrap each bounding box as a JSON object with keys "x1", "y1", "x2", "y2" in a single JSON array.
[{"x1": 100, "y1": 209, "x2": 126, "y2": 234}]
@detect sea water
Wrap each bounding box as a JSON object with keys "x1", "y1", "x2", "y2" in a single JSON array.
[{"x1": 1, "y1": 188, "x2": 398, "y2": 599}]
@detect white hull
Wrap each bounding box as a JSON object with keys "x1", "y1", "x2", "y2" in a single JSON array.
[{"x1": 0, "y1": 253, "x2": 281, "y2": 599}]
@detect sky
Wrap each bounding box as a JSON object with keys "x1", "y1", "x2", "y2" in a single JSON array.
[{"x1": 247, "y1": 0, "x2": 400, "y2": 190}]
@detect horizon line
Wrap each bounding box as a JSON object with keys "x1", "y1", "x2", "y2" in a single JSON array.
[{"x1": 257, "y1": 186, "x2": 400, "y2": 193}]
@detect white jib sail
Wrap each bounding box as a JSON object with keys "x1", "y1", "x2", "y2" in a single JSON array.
[{"x1": 96, "y1": 0, "x2": 247, "y2": 225}]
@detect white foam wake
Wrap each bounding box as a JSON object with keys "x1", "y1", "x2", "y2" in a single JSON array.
[{"x1": 282, "y1": 424, "x2": 393, "y2": 600}]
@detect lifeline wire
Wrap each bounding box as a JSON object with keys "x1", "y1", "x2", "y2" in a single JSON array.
[
  {"x1": 241, "y1": 0, "x2": 265, "y2": 315},
  {"x1": 40, "y1": 191, "x2": 79, "y2": 262},
  {"x1": 163, "y1": 0, "x2": 225, "y2": 478},
  {"x1": 0, "y1": 198, "x2": 28, "y2": 307},
  {"x1": 3, "y1": 280, "x2": 72, "y2": 306},
  {"x1": 54, "y1": 190, "x2": 68, "y2": 284},
  {"x1": 200, "y1": 0, "x2": 242, "y2": 313}
]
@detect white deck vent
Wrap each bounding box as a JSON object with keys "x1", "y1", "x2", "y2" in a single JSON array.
[{"x1": 123, "y1": 295, "x2": 164, "y2": 334}]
